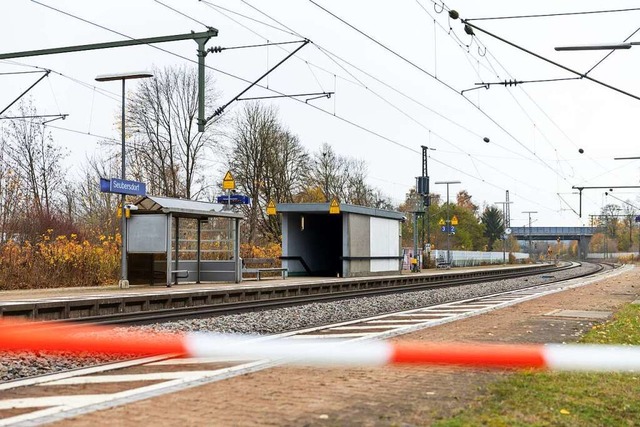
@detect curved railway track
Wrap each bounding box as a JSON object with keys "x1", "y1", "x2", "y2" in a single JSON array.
[
  {"x1": 73, "y1": 262, "x2": 580, "y2": 325},
  {"x1": 0, "y1": 262, "x2": 628, "y2": 426}
]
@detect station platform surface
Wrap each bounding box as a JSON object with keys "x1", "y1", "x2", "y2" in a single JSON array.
[{"x1": 0, "y1": 263, "x2": 547, "y2": 303}]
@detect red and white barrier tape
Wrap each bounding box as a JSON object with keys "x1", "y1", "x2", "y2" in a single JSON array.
[{"x1": 1, "y1": 318, "x2": 638, "y2": 372}]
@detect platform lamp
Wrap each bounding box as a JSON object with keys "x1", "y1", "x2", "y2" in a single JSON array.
[
  {"x1": 434, "y1": 180, "x2": 460, "y2": 265},
  {"x1": 96, "y1": 71, "x2": 154, "y2": 288}
]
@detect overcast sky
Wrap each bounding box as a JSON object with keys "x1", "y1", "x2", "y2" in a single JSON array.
[{"x1": 2, "y1": 0, "x2": 640, "y2": 228}]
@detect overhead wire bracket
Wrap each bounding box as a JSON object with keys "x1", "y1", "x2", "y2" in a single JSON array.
[
  {"x1": 0, "y1": 29, "x2": 219, "y2": 132},
  {"x1": 0, "y1": 69, "x2": 50, "y2": 116},
  {"x1": 207, "y1": 39, "x2": 310, "y2": 120},
  {"x1": 236, "y1": 91, "x2": 333, "y2": 102}
]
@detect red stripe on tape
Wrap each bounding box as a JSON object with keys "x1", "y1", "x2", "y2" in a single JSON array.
[
  {"x1": 0, "y1": 318, "x2": 186, "y2": 356},
  {"x1": 390, "y1": 342, "x2": 547, "y2": 369}
]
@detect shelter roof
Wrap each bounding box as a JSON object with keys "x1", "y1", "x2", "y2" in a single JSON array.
[
  {"x1": 134, "y1": 195, "x2": 243, "y2": 219},
  {"x1": 275, "y1": 203, "x2": 405, "y2": 221}
]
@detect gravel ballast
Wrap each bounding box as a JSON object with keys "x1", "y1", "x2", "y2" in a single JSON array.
[{"x1": 0, "y1": 263, "x2": 602, "y2": 383}]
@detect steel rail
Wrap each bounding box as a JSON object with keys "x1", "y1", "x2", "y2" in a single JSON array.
[{"x1": 75, "y1": 263, "x2": 580, "y2": 325}]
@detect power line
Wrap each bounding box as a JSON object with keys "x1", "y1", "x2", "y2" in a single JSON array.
[
  {"x1": 584, "y1": 25, "x2": 640, "y2": 76},
  {"x1": 200, "y1": 0, "x2": 299, "y2": 37},
  {"x1": 462, "y1": 20, "x2": 640, "y2": 102},
  {"x1": 153, "y1": 0, "x2": 209, "y2": 28},
  {"x1": 466, "y1": 7, "x2": 640, "y2": 22},
  {"x1": 307, "y1": 0, "x2": 578, "y2": 185},
  {"x1": 28, "y1": 1, "x2": 570, "y2": 213},
  {"x1": 196, "y1": 0, "x2": 571, "y2": 208}
]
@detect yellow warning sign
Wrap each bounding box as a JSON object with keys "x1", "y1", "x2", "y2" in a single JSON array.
[
  {"x1": 451, "y1": 215, "x2": 459, "y2": 225},
  {"x1": 266, "y1": 200, "x2": 276, "y2": 215},
  {"x1": 222, "y1": 171, "x2": 235, "y2": 190},
  {"x1": 438, "y1": 218, "x2": 445, "y2": 226},
  {"x1": 329, "y1": 198, "x2": 340, "y2": 214}
]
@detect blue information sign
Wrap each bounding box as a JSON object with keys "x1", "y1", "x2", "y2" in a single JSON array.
[
  {"x1": 217, "y1": 194, "x2": 251, "y2": 205},
  {"x1": 100, "y1": 178, "x2": 146, "y2": 196},
  {"x1": 440, "y1": 225, "x2": 456, "y2": 233}
]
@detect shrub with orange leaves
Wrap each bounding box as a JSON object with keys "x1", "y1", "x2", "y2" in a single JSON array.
[
  {"x1": 240, "y1": 242, "x2": 282, "y2": 260},
  {"x1": 0, "y1": 232, "x2": 120, "y2": 290}
]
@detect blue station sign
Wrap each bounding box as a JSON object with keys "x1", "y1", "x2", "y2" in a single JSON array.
[
  {"x1": 100, "y1": 178, "x2": 147, "y2": 196},
  {"x1": 217, "y1": 194, "x2": 251, "y2": 205}
]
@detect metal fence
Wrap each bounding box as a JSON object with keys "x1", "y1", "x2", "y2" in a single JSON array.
[{"x1": 431, "y1": 249, "x2": 529, "y2": 267}]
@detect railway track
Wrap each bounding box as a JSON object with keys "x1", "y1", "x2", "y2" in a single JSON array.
[
  {"x1": 1, "y1": 263, "x2": 562, "y2": 324},
  {"x1": 0, "y1": 262, "x2": 627, "y2": 426},
  {"x1": 61, "y1": 263, "x2": 577, "y2": 325}
]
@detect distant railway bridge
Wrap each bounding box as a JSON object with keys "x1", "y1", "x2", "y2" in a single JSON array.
[{"x1": 509, "y1": 227, "x2": 598, "y2": 260}]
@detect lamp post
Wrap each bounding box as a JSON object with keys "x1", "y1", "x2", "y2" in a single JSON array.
[
  {"x1": 96, "y1": 71, "x2": 153, "y2": 288},
  {"x1": 556, "y1": 42, "x2": 640, "y2": 51},
  {"x1": 435, "y1": 180, "x2": 460, "y2": 264},
  {"x1": 522, "y1": 211, "x2": 537, "y2": 262}
]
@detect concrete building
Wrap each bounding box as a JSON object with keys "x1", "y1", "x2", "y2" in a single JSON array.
[{"x1": 277, "y1": 203, "x2": 405, "y2": 278}]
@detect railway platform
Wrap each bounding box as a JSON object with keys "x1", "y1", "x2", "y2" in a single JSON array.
[{"x1": 0, "y1": 263, "x2": 550, "y2": 321}]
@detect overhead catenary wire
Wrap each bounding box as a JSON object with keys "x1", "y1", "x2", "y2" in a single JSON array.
[
  {"x1": 462, "y1": 20, "x2": 640, "y2": 103},
  {"x1": 228, "y1": 0, "x2": 550, "y2": 172},
  {"x1": 26, "y1": 1, "x2": 573, "y2": 213},
  {"x1": 417, "y1": 0, "x2": 635, "y2": 188},
  {"x1": 466, "y1": 6, "x2": 640, "y2": 22},
  {"x1": 307, "y1": 0, "x2": 581, "y2": 190},
  {"x1": 150, "y1": 1, "x2": 560, "y2": 209}
]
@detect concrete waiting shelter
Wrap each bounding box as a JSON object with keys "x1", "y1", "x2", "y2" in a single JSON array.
[
  {"x1": 277, "y1": 203, "x2": 405, "y2": 278},
  {"x1": 126, "y1": 195, "x2": 243, "y2": 286}
]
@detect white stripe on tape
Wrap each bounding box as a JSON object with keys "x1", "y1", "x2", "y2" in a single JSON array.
[
  {"x1": 544, "y1": 344, "x2": 640, "y2": 372},
  {"x1": 183, "y1": 333, "x2": 392, "y2": 366}
]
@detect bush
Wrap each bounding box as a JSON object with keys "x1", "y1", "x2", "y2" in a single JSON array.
[{"x1": 0, "y1": 232, "x2": 120, "y2": 290}]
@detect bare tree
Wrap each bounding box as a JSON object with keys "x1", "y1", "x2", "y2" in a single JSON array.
[
  {"x1": 75, "y1": 153, "x2": 120, "y2": 238},
  {"x1": 0, "y1": 129, "x2": 24, "y2": 242},
  {"x1": 127, "y1": 65, "x2": 220, "y2": 199},
  {"x1": 227, "y1": 102, "x2": 308, "y2": 244},
  {"x1": 307, "y1": 143, "x2": 349, "y2": 202},
  {"x1": 2, "y1": 101, "x2": 67, "y2": 238},
  {"x1": 305, "y1": 143, "x2": 381, "y2": 206}
]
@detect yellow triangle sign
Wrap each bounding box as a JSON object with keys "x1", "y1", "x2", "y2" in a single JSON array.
[
  {"x1": 438, "y1": 218, "x2": 445, "y2": 226},
  {"x1": 222, "y1": 171, "x2": 235, "y2": 190},
  {"x1": 329, "y1": 198, "x2": 340, "y2": 214},
  {"x1": 266, "y1": 200, "x2": 276, "y2": 215},
  {"x1": 451, "y1": 215, "x2": 459, "y2": 225}
]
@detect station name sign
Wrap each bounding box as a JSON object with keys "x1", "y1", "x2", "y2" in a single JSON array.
[
  {"x1": 216, "y1": 194, "x2": 250, "y2": 205},
  {"x1": 100, "y1": 178, "x2": 147, "y2": 196}
]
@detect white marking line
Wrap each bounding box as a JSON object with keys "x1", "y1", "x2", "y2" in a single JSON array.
[
  {"x1": 0, "y1": 360, "x2": 274, "y2": 426},
  {"x1": 395, "y1": 313, "x2": 451, "y2": 318},
  {"x1": 0, "y1": 355, "x2": 169, "y2": 391},
  {"x1": 0, "y1": 407, "x2": 68, "y2": 427},
  {"x1": 367, "y1": 320, "x2": 437, "y2": 324},
  {"x1": 0, "y1": 395, "x2": 107, "y2": 410},
  {"x1": 147, "y1": 356, "x2": 258, "y2": 366},
  {"x1": 41, "y1": 371, "x2": 225, "y2": 385},
  {"x1": 445, "y1": 304, "x2": 494, "y2": 308},
  {"x1": 291, "y1": 333, "x2": 367, "y2": 339},
  {"x1": 329, "y1": 325, "x2": 400, "y2": 331}
]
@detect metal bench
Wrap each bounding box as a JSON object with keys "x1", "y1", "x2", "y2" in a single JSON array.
[
  {"x1": 436, "y1": 257, "x2": 451, "y2": 269},
  {"x1": 242, "y1": 258, "x2": 288, "y2": 280},
  {"x1": 167, "y1": 270, "x2": 189, "y2": 287}
]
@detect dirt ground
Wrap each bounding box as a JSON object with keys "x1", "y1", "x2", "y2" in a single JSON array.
[{"x1": 55, "y1": 267, "x2": 639, "y2": 427}]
